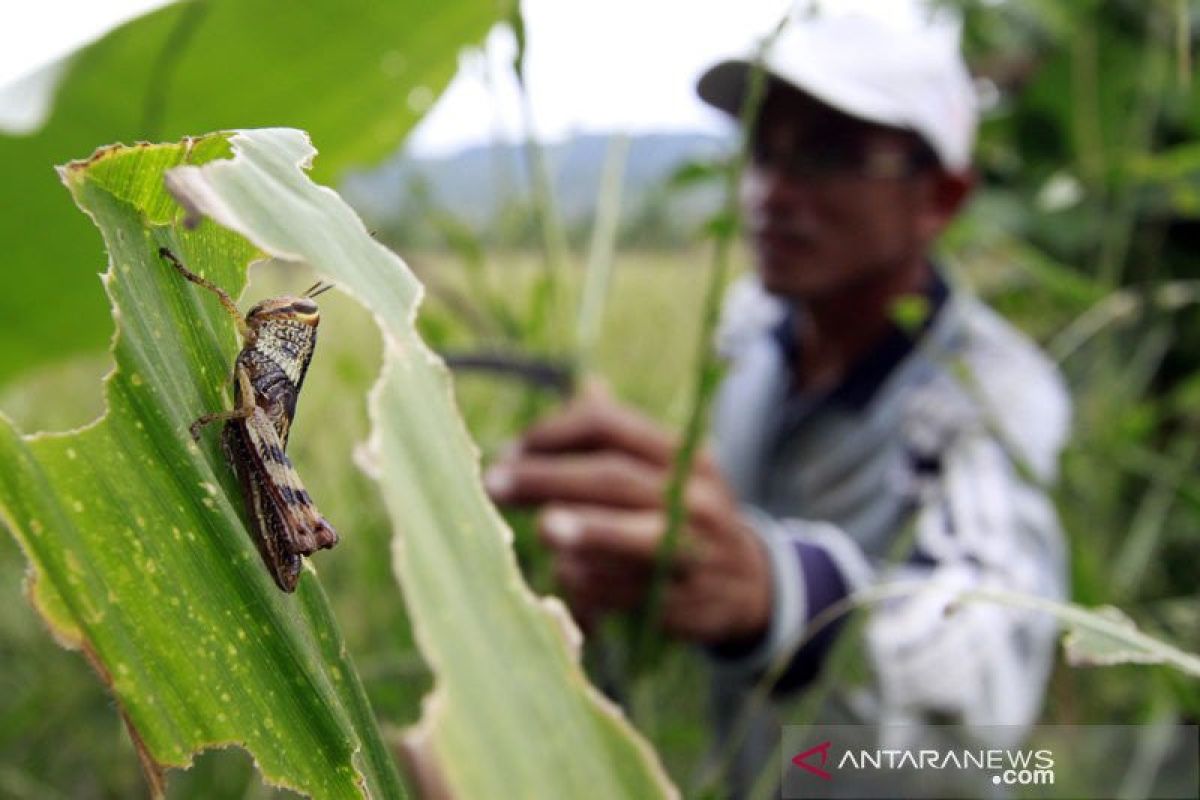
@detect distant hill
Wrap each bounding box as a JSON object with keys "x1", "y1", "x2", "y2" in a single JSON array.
[{"x1": 340, "y1": 131, "x2": 732, "y2": 246}]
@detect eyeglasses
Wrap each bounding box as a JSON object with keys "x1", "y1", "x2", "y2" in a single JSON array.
[{"x1": 749, "y1": 136, "x2": 938, "y2": 180}]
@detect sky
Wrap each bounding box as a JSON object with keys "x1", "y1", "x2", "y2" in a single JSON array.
[
  {"x1": 405, "y1": 0, "x2": 793, "y2": 155},
  {"x1": 0, "y1": 0, "x2": 934, "y2": 154},
  {"x1": 0, "y1": 0, "x2": 167, "y2": 132}
]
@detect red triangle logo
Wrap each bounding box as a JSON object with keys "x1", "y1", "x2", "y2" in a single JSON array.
[{"x1": 791, "y1": 740, "x2": 833, "y2": 780}]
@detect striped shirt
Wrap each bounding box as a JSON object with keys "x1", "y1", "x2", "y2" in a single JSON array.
[{"x1": 708, "y1": 270, "x2": 1070, "y2": 793}]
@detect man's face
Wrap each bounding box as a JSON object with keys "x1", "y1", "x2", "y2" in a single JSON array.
[{"x1": 741, "y1": 85, "x2": 942, "y2": 300}]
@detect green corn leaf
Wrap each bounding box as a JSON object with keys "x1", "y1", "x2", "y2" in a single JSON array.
[
  {"x1": 0, "y1": 0, "x2": 503, "y2": 387},
  {"x1": 0, "y1": 135, "x2": 404, "y2": 798},
  {"x1": 0, "y1": 128, "x2": 676, "y2": 798}
]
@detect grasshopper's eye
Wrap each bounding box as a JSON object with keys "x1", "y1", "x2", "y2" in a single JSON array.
[{"x1": 291, "y1": 299, "x2": 318, "y2": 315}]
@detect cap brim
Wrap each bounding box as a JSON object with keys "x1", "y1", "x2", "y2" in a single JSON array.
[
  {"x1": 697, "y1": 57, "x2": 904, "y2": 132},
  {"x1": 696, "y1": 59, "x2": 756, "y2": 119}
]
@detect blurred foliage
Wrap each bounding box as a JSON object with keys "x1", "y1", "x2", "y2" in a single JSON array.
[
  {"x1": 4, "y1": 0, "x2": 1200, "y2": 797},
  {"x1": 942, "y1": 0, "x2": 1200, "y2": 723},
  {"x1": 0, "y1": 0, "x2": 503, "y2": 388}
]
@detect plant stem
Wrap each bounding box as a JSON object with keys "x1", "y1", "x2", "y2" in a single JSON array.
[
  {"x1": 630, "y1": 26, "x2": 782, "y2": 677},
  {"x1": 576, "y1": 134, "x2": 630, "y2": 371}
]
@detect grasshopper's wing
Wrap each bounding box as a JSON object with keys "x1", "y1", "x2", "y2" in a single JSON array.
[
  {"x1": 222, "y1": 422, "x2": 304, "y2": 592},
  {"x1": 241, "y1": 406, "x2": 339, "y2": 558}
]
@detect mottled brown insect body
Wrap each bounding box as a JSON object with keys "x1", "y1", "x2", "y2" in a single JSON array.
[
  {"x1": 237, "y1": 302, "x2": 321, "y2": 446},
  {"x1": 160, "y1": 247, "x2": 337, "y2": 592}
]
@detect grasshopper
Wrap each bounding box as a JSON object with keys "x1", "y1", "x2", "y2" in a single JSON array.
[{"x1": 160, "y1": 247, "x2": 337, "y2": 592}]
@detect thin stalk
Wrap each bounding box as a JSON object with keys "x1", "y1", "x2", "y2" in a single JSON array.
[
  {"x1": 1175, "y1": 0, "x2": 1191, "y2": 89},
  {"x1": 518, "y1": 96, "x2": 572, "y2": 323},
  {"x1": 515, "y1": 98, "x2": 571, "y2": 351},
  {"x1": 141, "y1": 0, "x2": 209, "y2": 138},
  {"x1": 1049, "y1": 279, "x2": 1200, "y2": 361},
  {"x1": 506, "y1": 6, "x2": 572, "y2": 351},
  {"x1": 1097, "y1": 9, "x2": 1170, "y2": 288},
  {"x1": 630, "y1": 206, "x2": 735, "y2": 674},
  {"x1": 963, "y1": 588, "x2": 1200, "y2": 678},
  {"x1": 1118, "y1": 702, "x2": 1182, "y2": 799},
  {"x1": 630, "y1": 26, "x2": 783, "y2": 676},
  {"x1": 1069, "y1": 18, "x2": 1105, "y2": 191},
  {"x1": 576, "y1": 134, "x2": 631, "y2": 371},
  {"x1": 1114, "y1": 436, "x2": 1200, "y2": 601},
  {"x1": 482, "y1": 47, "x2": 517, "y2": 249}
]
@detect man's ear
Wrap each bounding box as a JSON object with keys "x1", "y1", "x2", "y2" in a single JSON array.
[{"x1": 917, "y1": 169, "x2": 976, "y2": 242}]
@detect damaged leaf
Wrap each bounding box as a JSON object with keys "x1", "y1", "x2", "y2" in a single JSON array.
[{"x1": 0, "y1": 134, "x2": 403, "y2": 798}]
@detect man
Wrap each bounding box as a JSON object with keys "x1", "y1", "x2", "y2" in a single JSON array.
[{"x1": 485, "y1": 8, "x2": 1069, "y2": 794}]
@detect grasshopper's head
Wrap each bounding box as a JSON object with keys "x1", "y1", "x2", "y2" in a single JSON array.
[
  {"x1": 245, "y1": 282, "x2": 333, "y2": 333},
  {"x1": 246, "y1": 296, "x2": 321, "y2": 329}
]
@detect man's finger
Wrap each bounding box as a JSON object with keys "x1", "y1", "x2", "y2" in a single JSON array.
[
  {"x1": 520, "y1": 394, "x2": 678, "y2": 467},
  {"x1": 538, "y1": 504, "x2": 668, "y2": 561},
  {"x1": 486, "y1": 452, "x2": 666, "y2": 507}
]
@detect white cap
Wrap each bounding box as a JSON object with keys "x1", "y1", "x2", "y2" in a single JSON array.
[{"x1": 697, "y1": 9, "x2": 977, "y2": 171}]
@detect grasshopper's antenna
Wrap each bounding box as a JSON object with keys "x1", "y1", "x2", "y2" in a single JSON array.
[
  {"x1": 159, "y1": 247, "x2": 252, "y2": 340},
  {"x1": 305, "y1": 282, "x2": 335, "y2": 299}
]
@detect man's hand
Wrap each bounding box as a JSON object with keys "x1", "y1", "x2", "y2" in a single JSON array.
[{"x1": 484, "y1": 385, "x2": 772, "y2": 646}]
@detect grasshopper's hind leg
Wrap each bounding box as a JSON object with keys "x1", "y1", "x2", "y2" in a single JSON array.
[{"x1": 189, "y1": 365, "x2": 257, "y2": 442}]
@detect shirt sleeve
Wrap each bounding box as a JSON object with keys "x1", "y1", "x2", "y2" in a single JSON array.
[{"x1": 710, "y1": 428, "x2": 1067, "y2": 732}]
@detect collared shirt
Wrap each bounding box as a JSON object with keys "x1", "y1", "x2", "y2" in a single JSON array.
[{"x1": 707, "y1": 271, "x2": 1070, "y2": 794}]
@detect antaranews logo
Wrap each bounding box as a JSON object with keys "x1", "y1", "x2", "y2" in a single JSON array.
[
  {"x1": 791, "y1": 740, "x2": 833, "y2": 780},
  {"x1": 787, "y1": 737, "x2": 1056, "y2": 797},
  {"x1": 784, "y1": 724, "x2": 1198, "y2": 800}
]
